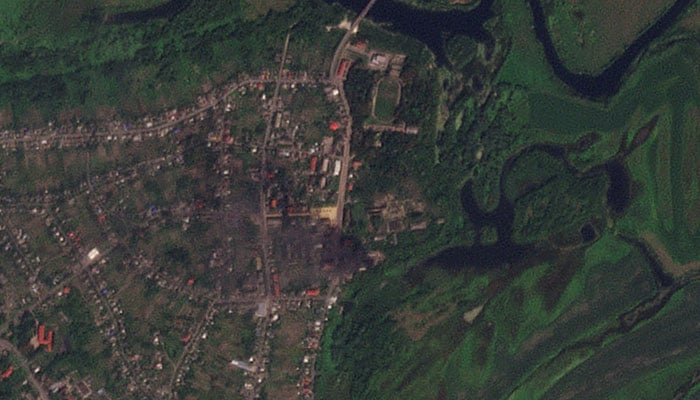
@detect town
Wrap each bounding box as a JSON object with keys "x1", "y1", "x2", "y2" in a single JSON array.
[{"x1": 0, "y1": 0, "x2": 426, "y2": 398}]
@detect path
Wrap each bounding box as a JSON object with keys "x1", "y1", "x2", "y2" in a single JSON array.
[{"x1": 0, "y1": 339, "x2": 49, "y2": 400}]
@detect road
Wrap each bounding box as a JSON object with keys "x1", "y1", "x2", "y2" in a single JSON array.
[
  {"x1": 328, "y1": 0, "x2": 379, "y2": 79},
  {"x1": 167, "y1": 298, "x2": 217, "y2": 398},
  {"x1": 0, "y1": 339, "x2": 49, "y2": 400},
  {"x1": 330, "y1": 0, "x2": 379, "y2": 227},
  {"x1": 245, "y1": 31, "x2": 292, "y2": 400},
  {"x1": 260, "y1": 31, "x2": 291, "y2": 299}
]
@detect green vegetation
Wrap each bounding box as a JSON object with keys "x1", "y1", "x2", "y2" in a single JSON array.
[
  {"x1": 0, "y1": 0, "x2": 344, "y2": 127},
  {"x1": 317, "y1": 0, "x2": 700, "y2": 398},
  {"x1": 613, "y1": 43, "x2": 700, "y2": 264},
  {"x1": 177, "y1": 310, "x2": 256, "y2": 399},
  {"x1": 544, "y1": 0, "x2": 674, "y2": 73},
  {"x1": 504, "y1": 148, "x2": 608, "y2": 244},
  {"x1": 395, "y1": 0, "x2": 480, "y2": 12},
  {"x1": 0, "y1": 354, "x2": 31, "y2": 398},
  {"x1": 317, "y1": 231, "x2": 660, "y2": 399},
  {"x1": 373, "y1": 77, "x2": 401, "y2": 121}
]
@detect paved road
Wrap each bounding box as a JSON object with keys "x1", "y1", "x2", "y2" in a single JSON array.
[
  {"x1": 330, "y1": 0, "x2": 379, "y2": 227},
  {"x1": 0, "y1": 339, "x2": 49, "y2": 400},
  {"x1": 329, "y1": 0, "x2": 379, "y2": 79},
  {"x1": 334, "y1": 86, "x2": 353, "y2": 228}
]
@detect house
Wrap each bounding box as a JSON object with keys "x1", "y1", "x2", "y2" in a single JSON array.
[
  {"x1": 309, "y1": 156, "x2": 318, "y2": 173},
  {"x1": 305, "y1": 288, "x2": 320, "y2": 297},
  {"x1": 333, "y1": 160, "x2": 341, "y2": 176},
  {"x1": 272, "y1": 273, "x2": 281, "y2": 298},
  {"x1": 336, "y1": 59, "x2": 351, "y2": 79},
  {"x1": 0, "y1": 366, "x2": 13, "y2": 379},
  {"x1": 37, "y1": 324, "x2": 54, "y2": 352}
]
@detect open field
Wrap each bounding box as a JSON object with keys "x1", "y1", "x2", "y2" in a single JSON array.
[
  {"x1": 316, "y1": 0, "x2": 699, "y2": 397},
  {"x1": 613, "y1": 42, "x2": 700, "y2": 264},
  {"x1": 544, "y1": 0, "x2": 675, "y2": 73},
  {"x1": 395, "y1": 0, "x2": 479, "y2": 11},
  {"x1": 372, "y1": 77, "x2": 401, "y2": 122},
  {"x1": 317, "y1": 230, "x2": 664, "y2": 399}
]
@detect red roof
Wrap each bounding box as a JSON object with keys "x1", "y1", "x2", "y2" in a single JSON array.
[
  {"x1": 272, "y1": 273, "x2": 280, "y2": 298},
  {"x1": 181, "y1": 333, "x2": 193, "y2": 343},
  {"x1": 187, "y1": 278, "x2": 195, "y2": 286},
  {"x1": 63, "y1": 286, "x2": 71, "y2": 295},
  {"x1": 305, "y1": 288, "x2": 320, "y2": 297},
  {"x1": 329, "y1": 121, "x2": 340, "y2": 131},
  {"x1": 38, "y1": 325, "x2": 54, "y2": 352},
  {"x1": 1, "y1": 366, "x2": 14, "y2": 379},
  {"x1": 309, "y1": 156, "x2": 318, "y2": 172},
  {"x1": 270, "y1": 199, "x2": 277, "y2": 209},
  {"x1": 336, "y1": 59, "x2": 349, "y2": 78}
]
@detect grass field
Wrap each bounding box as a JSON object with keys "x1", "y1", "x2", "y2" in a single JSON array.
[
  {"x1": 373, "y1": 77, "x2": 401, "y2": 122},
  {"x1": 316, "y1": 0, "x2": 699, "y2": 397},
  {"x1": 544, "y1": 0, "x2": 675, "y2": 73},
  {"x1": 395, "y1": 0, "x2": 479, "y2": 11},
  {"x1": 613, "y1": 42, "x2": 700, "y2": 264}
]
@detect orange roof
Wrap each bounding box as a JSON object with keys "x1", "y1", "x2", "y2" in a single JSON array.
[
  {"x1": 305, "y1": 288, "x2": 320, "y2": 297},
  {"x1": 1, "y1": 366, "x2": 14, "y2": 379},
  {"x1": 38, "y1": 325, "x2": 46, "y2": 342},
  {"x1": 63, "y1": 286, "x2": 71, "y2": 295},
  {"x1": 336, "y1": 60, "x2": 348, "y2": 78},
  {"x1": 329, "y1": 121, "x2": 340, "y2": 131},
  {"x1": 47, "y1": 331, "x2": 53, "y2": 352}
]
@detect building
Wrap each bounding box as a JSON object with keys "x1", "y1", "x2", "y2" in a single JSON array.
[
  {"x1": 0, "y1": 366, "x2": 14, "y2": 379},
  {"x1": 309, "y1": 156, "x2": 318, "y2": 173},
  {"x1": 369, "y1": 53, "x2": 389, "y2": 69},
  {"x1": 37, "y1": 324, "x2": 54, "y2": 352},
  {"x1": 333, "y1": 160, "x2": 341, "y2": 176},
  {"x1": 336, "y1": 59, "x2": 351, "y2": 79},
  {"x1": 272, "y1": 273, "x2": 281, "y2": 298}
]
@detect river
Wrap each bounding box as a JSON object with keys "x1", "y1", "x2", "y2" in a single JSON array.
[
  {"x1": 326, "y1": 0, "x2": 693, "y2": 98},
  {"x1": 325, "y1": 0, "x2": 495, "y2": 65}
]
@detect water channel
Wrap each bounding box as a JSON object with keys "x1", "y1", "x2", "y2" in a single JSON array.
[{"x1": 327, "y1": 0, "x2": 693, "y2": 98}]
